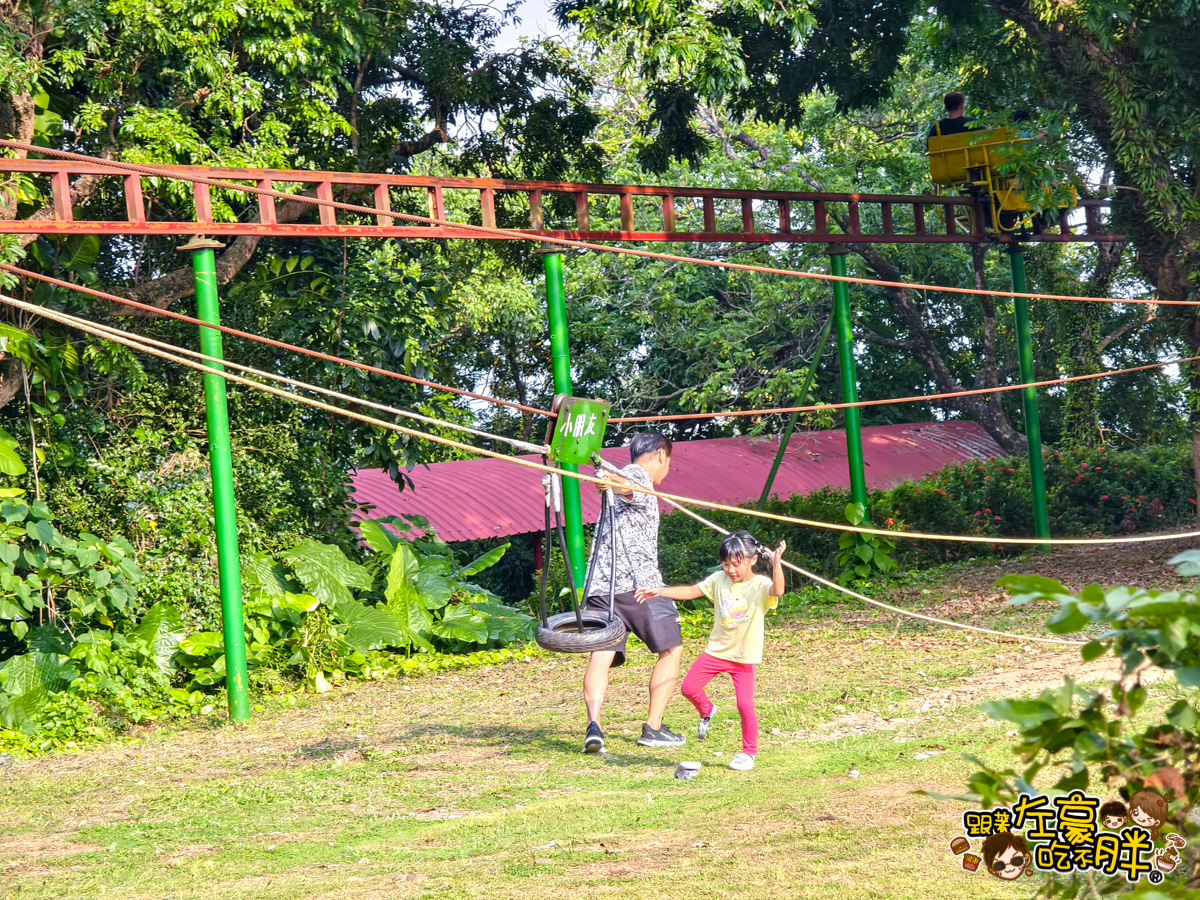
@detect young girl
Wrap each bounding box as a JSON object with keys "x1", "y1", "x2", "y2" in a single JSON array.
[{"x1": 635, "y1": 532, "x2": 785, "y2": 771}]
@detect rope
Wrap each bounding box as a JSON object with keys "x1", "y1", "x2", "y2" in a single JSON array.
[
  {"x1": 1, "y1": 139, "x2": 1188, "y2": 308},
  {"x1": 610, "y1": 352, "x2": 1200, "y2": 422},
  {"x1": 44, "y1": 312, "x2": 547, "y2": 455},
  {"x1": 657, "y1": 493, "x2": 1085, "y2": 646},
  {"x1": 6, "y1": 263, "x2": 1193, "y2": 427},
  {"x1": 0, "y1": 264, "x2": 553, "y2": 418},
  {"x1": 8, "y1": 292, "x2": 1200, "y2": 548}
]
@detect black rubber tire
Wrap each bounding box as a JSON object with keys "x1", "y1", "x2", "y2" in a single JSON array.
[{"x1": 535, "y1": 610, "x2": 626, "y2": 654}]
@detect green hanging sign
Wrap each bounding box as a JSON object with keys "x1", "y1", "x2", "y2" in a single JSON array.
[{"x1": 549, "y1": 395, "x2": 610, "y2": 464}]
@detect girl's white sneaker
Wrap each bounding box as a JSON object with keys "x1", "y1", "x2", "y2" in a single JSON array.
[{"x1": 728, "y1": 752, "x2": 756, "y2": 771}]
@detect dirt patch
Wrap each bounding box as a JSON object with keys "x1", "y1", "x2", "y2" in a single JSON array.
[
  {"x1": 567, "y1": 859, "x2": 653, "y2": 879},
  {"x1": 164, "y1": 844, "x2": 216, "y2": 866},
  {"x1": 798, "y1": 647, "x2": 1163, "y2": 741},
  {"x1": 0, "y1": 833, "x2": 99, "y2": 860}
]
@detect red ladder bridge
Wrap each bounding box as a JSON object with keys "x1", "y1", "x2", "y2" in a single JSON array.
[
  {"x1": 351, "y1": 422, "x2": 1005, "y2": 557},
  {"x1": 0, "y1": 158, "x2": 1120, "y2": 244}
]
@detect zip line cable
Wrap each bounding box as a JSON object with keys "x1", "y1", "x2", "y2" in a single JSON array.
[
  {"x1": 653, "y1": 488, "x2": 1085, "y2": 646},
  {"x1": 610, "y1": 352, "x2": 1200, "y2": 423},
  {"x1": 0, "y1": 263, "x2": 554, "y2": 418},
  {"x1": 5, "y1": 265, "x2": 1196, "y2": 428},
  {"x1": 42, "y1": 313, "x2": 548, "y2": 456},
  {"x1": 9, "y1": 291, "x2": 1200, "y2": 549},
  {"x1": 0, "y1": 139, "x2": 1188, "y2": 308},
  {"x1": 7, "y1": 293, "x2": 1083, "y2": 646},
  {"x1": 40, "y1": 295, "x2": 1095, "y2": 645}
]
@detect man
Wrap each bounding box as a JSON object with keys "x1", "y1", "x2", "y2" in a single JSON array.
[
  {"x1": 927, "y1": 91, "x2": 979, "y2": 144},
  {"x1": 582, "y1": 432, "x2": 685, "y2": 752}
]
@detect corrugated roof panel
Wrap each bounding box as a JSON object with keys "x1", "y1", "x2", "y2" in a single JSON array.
[{"x1": 349, "y1": 421, "x2": 1005, "y2": 542}]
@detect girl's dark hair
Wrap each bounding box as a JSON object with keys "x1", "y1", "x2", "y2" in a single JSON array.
[{"x1": 720, "y1": 531, "x2": 764, "y2": 563}]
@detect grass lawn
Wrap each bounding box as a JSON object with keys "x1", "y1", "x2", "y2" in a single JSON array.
[{"x1": 3, "y1": 542, "x2": 1195, "y2": 899}]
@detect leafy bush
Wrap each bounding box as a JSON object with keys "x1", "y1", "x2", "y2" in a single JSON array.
[
  {"x1": 0, "y1": 511, "x2": 536, "y2": 751},
  {"x1": 955, "y1": 552, "x2": 1200, "y2": 896},
  {"x1": 0, "y1": 486, "x2": 143, "y2": 646},
  {"x1": 176, "y1": 516, "x2": 536, "y2": 693},
  {"x1": 835, "y1": 502, "x2": 897, "y2": 583}
]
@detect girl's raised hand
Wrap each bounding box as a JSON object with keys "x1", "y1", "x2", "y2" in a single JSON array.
[{"x1": 769, "y1": 540, "x2": 787, "y2": 566}]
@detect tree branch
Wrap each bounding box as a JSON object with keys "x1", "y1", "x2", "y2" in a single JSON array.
[
  {"x1": 114, "y1": 189, "x2": 322, "y2": 314},
  {"x1": 1100, "y1": 305, "x2": 1156, "y2": 351}
]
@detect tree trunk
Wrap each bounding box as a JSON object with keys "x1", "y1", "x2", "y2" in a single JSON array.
[
  {"x1": 853, "y1": 244, "x2": 1027, "y2": 454},
  {"x1": 1057, "y1": 244, "x2": 1124, "y2": 448}
]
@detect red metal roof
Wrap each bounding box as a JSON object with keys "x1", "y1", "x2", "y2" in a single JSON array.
[{"x1": 349, "y1": 421, "x2": 1004, "y2": 543}]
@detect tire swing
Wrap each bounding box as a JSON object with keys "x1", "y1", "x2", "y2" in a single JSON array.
[{"x1": 534, "y1": 472, "x2": 626, "y2": 654}]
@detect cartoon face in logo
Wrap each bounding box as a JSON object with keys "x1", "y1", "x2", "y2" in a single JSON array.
[
  {"x1": 982, "y1": 832, "x2": 1031, "y2": 881},
  {"x1": 718, "y1": 593, "x2": 751, "y2": 627},
  {"x1": 1129, "y1": 790, "x2": 1169, "y2": 841},
  {"x1": 1099, "y1": 800, "x2": 1128, "y2": 830}
]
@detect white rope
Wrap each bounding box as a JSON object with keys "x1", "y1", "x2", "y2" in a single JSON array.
[
  {"x1": 655, "y1": 490, "x2": 1086, "y2": 646},
  {"x1": 42, "y1": 306, "x2": 547, "y2": 456},
  {"x1": 11, "y1": 293, "x2": 1200, "y2": 550}
]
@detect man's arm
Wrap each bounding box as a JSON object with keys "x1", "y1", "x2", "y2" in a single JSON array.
[{"x1": 595, "y1": 469, "x2": 635, "y2": 499}]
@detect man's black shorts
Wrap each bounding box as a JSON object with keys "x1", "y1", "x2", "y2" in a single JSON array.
[{"x1": 585, "y1": 591, "x2": 682, "y2": 668}]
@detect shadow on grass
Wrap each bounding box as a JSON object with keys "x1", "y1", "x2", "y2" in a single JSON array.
[{"x1": 384, "y1": 722, "x2": 684, "y2": 769}]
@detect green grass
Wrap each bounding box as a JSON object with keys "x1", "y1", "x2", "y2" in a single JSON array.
[{"x1": 1, "y1": 549, "x2": 1189, "y2": 899}]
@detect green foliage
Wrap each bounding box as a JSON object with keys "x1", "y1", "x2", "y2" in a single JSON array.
[
  {"x1": 178, "y1": 524, "x2": 535, "y2": 695},
  {"x1": 835, "y1": 502, "x2": 897, "y2": 584},
  {"x1": 0, "y1": 486, "x2": 143, "y2": 641},
  {"x1": 957, "y1": 556, "x2": 1200, "y2": 895},
  {"x1": 0, "y1": 503, "x2": 535, "y2": 750}
]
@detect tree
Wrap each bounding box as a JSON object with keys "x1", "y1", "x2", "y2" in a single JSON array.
[
  {"x1": 558, "y1": 0, "x2": 1200, "y2": 463},
  {"x1": 0, "y1": 0, "x2": 598, "y2": 311}
]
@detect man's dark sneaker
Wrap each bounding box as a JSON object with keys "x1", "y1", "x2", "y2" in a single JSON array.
[
  {"x1": 697, "y1": 705, "x2": 718, "y2": 741},
  {"x1": 637, "y1": 722, "x2": 686, "y2": 748},
  {"x1": 583, "y1": 721, "x2": 605, "y2": 753}
]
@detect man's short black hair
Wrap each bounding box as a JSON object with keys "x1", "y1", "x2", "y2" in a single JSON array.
[
  {"x1": 629, "y1": 432, "x2": 671, "y2": 462},
  {"x1": 944, "y1": 91, "x2": 966, "y2": 113}
]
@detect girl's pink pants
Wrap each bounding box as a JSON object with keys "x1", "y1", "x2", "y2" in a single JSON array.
[{"x1": 680, "y1": 651, "x2": 758, "y2": 755}]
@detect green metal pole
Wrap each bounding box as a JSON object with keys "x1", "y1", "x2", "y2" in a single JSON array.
[
  {"x1": 757, "y1": 314, "x2": 835, "y2": 510},
  {"x1": 1008, "y1": 246, "x2": 1051, "y2": 544},
  {"x1": 543, "y1": 249, "x2": 586, "y2": 586},
  {"x1": 182, "y1": 237, "x2": 250, "y2": 723},
  {"x1": 830, "y1": 248, "x2": 869, "y2": 517}
]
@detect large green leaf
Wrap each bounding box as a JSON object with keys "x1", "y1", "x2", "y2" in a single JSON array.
[
  {"x1": 1169, "y1": 550, "x2": 1200, "y2": 576},
  {"x1": 454, "y1": 543, "x2": 508, "y2": 579},
  {"x1": 281, "y1": 540, "x2": 373, "y2": 611},
  {"x1": 132, "y1": 601, "x2": 187, "y2": 674},
  {"x1": 0, "y1": 651, "x2": 77, "y2": 697},
  {"x1": 338, "y1": 599, "x2": 432, "y2": 653},
  {"x1": 385, "y1": 548, "x2": 432, "y2": 635},
  {"x1": 61, "y1": 234, "x2": 100, "y2": 270},
  {"x1": 980, "y1": 698, "x2": 1060, "y2": 731},
  {"x1": 393, "y1": 540, "x2": 420, "y2": 583},
  {"x1": 431, "y1": 604, "x2": 490, "y2": 644},
  {"x1": 469, "y1": 600, "x2": 537, "y2": 644},
  {"x1": 242, "y1": 551, "x2": 295, "y2": 597},
  {"x1": 357, "y1": 519, "x2": 400, "y2": 556},
  {"x1": 415, "y1": 571, "x2": 454, "y2": 609},
  {"x1": 178, "y1": 631, "x2": 223, "y2": 660},
  {"x1": 25, "y1": 625, "x2": 73, "y2": 655},
  {"x1": 0, "y1": 444, "x2": 26, "y2": 477}
]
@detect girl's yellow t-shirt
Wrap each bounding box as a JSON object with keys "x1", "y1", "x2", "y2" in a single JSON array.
[{"x1": 697, "y1": 572, "x2": 777, "y2": 665}]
